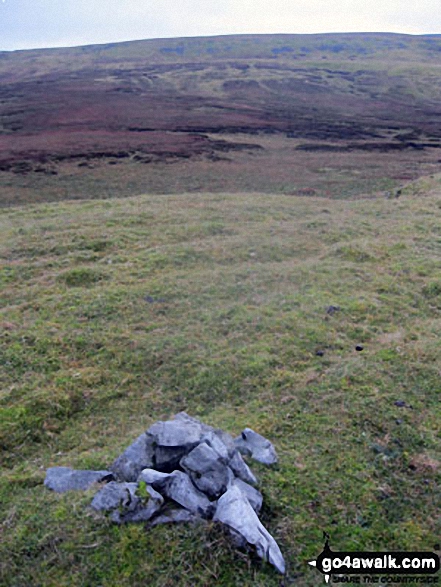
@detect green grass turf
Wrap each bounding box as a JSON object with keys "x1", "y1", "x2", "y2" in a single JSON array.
[{"x1": 1, "y1": 178, "x2": 440, "y2": 585}]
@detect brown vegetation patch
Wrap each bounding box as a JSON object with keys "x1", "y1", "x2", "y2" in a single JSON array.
[
  {"x1": 2, "y1": 34, "x2": 441, "y2": 204},
  {"x1": 409, "y1": 454, "x2": 440, "y2": 474}
]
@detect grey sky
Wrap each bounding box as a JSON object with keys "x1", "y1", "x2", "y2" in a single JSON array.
[{"x1": 1, "y1": 0, "x2": 441, "y2": 51}]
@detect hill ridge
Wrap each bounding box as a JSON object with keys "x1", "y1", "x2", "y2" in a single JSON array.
[{"x1": 1, "y1": 32, "x2": 441, "y2": 205}]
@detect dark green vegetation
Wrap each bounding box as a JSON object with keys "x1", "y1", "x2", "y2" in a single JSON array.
[
  {"x1": 2, "y1": 33, "x2": 441, "y2": 205},
  {"x1": 1, "y1": 175, "x2": 440, "y2": 585}
]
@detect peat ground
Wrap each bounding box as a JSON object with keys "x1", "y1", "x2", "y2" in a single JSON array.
[{"x1": 2, "y1": 33, "x2": 441, "y2": 205}]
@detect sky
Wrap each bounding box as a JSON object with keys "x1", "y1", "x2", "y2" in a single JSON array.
[{"x1": 1, "y1": 0, "x2": 441, "y2": 52}]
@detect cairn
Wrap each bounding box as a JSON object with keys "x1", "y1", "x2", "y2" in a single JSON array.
[{"x1": 44, "y1": 412, "x2": 285, "y2": 574}]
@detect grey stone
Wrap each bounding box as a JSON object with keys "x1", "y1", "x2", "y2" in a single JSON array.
[
  {"x1": 229, "y1": 451, "x2": 258, "y2": 486},
  {"x1": 174, "y1": 411, "x2": 213, "y2": 433},
  {"x1": 233, "y1": 478, "x2": 263, "y2": 513},
  {"x1": 154, "y1": 445, "x2": 187, "y2": 472},
  {"x1": 214, "y1": 485, "x2": 285, "y2": 575},
  {"x1": 147, "y1": 414, "x2": 205, "y2": 448},
  {"x1": 163, "y1": 471, "x2": 214, "y2": 518},
  {"x1": 213, "y1": 429, "x2": 236, "y2": 457},
  {"x1": 234, "y1": 428, "x2": 277, "y2": 465},
  {"x1": 147, "y1": 413, "x2": 217, "y2": 471},
  {"x1": 92, "y1": 482, "x2": 164, "y2": 524},
  {"x1": 201, "y1": 429, "x2": 233, "y2": 462},
  {"x1": 110, "y1": 433, "x2": 155, "y2": 481},
  {"x1": 138, "y1": 468, "x2": 171, "y2": 488},
  {"x1": 112, "y1": 485, "x2": 164, "y2": 524},
  {"x1": 148, "y1": 506, "x2": 202, "y2": 528},
  {"x1": 180, "y1": 442, "x2": 230, "y2": 499},
  {"x1": 44, "y1": 467, "x2": 114, "y2": 493},
  {"x1": 91, "y1": 481, "x2": 139, "y2": 512},
  {"x1": 44, "y1": 413, "x2": 284, "y2": 572}
]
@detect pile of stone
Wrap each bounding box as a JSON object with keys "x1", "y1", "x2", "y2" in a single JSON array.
[{"x1": 44, "y1": 412, "x2": 285, "y2": 574}]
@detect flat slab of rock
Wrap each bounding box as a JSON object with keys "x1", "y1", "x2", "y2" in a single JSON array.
[
  {"x1": 147, "y1": 413, "x2": 205, "y2": 448},
  {"x1": 44, "y1": 467, "x2": 114, "y2": 493},
  {"x1": 110, "y1": 433, "x2": 155, "y2": 481},
  {"x1": 174, "y1": 411, "x2": 213, "y2": 432},
  {"x1": 234, "y1": 428, "x2": 278, "y2": 465},
  {"x1": 214, "y1": 485, "x2": 285, "y2": 574}
]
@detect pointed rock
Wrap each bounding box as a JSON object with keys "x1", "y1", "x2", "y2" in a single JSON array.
[
  {"x1": 201, "y1": 429, "x2": 235, "y2": 461},
  {"x1": 214, "y1": 485, "x2": 285, "y2": 574}
]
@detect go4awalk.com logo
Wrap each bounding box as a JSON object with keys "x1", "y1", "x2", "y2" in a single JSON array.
[{"x1": 308, "y1": 534, "x2": 440, "y2": 584}]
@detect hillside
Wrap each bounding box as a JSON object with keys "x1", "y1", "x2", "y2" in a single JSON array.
[
  {"x1": 1, "y1": 33, "x2": 441, "y2": 586},
  {"x1": 2, "y1": 33, "x2": 441, "y2": 205},
  {"x1": 1, "y1": 176, "x2": 441, "y2": 585}
]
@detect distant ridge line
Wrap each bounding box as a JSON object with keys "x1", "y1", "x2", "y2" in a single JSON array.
[{"x1": 2, "y1": 31, "x2": 441, "y2": 54}]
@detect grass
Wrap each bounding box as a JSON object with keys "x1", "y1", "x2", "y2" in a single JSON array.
[{"x1": 1, "y1": 179, "x2": 441, "y2": 585}]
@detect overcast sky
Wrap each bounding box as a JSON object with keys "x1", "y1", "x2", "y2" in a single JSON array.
[{"x1": 1, "y1": 0, "x2": 441, "y2": 51}]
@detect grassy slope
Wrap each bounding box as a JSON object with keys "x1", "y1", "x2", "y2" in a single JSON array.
[{"x1": 1, "y1": 177, "x2": 440, "y2": 585}]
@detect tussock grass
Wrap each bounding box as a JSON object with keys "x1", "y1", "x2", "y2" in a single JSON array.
[{"x1": 1, "y1": 185, "x2": 440, "y2": 585}]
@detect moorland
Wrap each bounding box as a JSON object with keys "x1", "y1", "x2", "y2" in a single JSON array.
[{"x1": 2, "y1": 33, "x2": 441, "y2": 204}]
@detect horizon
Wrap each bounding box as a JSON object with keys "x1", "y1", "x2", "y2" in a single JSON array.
[
  {"x1": 2, "y1": 30, "x2": 441, "y2": 54},
  {"x1": 1, "y1": 0, "x2": 441, "y2": 52}
]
